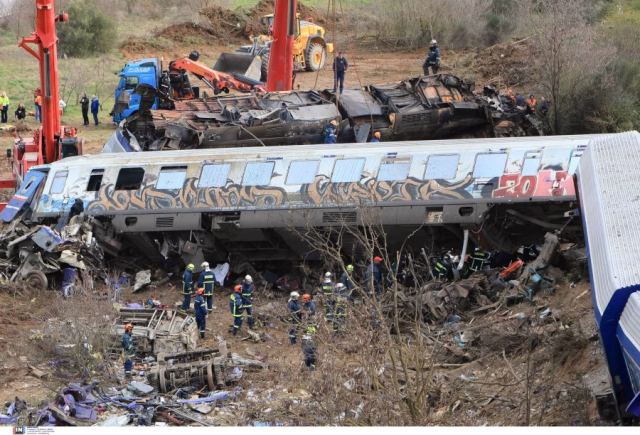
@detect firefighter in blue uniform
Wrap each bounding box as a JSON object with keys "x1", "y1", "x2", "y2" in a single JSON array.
[
  {"x1": 194, "y1": 288, "x2": 207, "y2": 339},
  {"x1": 340, "y1": 264, "x2": 355, "y2": 301},
  {"x1": 241, "y1": 274, "x2": 255, "y2": 329},
  {"x1": 333, "y1": 283, "x2": 348, "y2": 332},
  {"x1": 288, "y1": 291, "x2": 302, "y2": 344},
  {"x1": 181, "y1": 264, "x2": 195, "y2": 310},
  {"x1": 197, "y1": 261, "x2": 216, "y2": 314},
  {"x1": 229, "y1": 285, "x2": 244, "y2": 336},
  {"x1": 468, "y1": 248, "x2": 489, "y2": 273},
  {"x1": 121, "y1": 323, "x2": 135, "y2": 378},
  {"x1": 320, "y1": 272, "x2": 335, "y2": 323}
]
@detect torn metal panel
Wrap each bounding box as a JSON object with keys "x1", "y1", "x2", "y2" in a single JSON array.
[
  {"x1": 31, "y1": 226, "x2": 63, "y2": 252},
  {"x1": 338, "y1": 89, "x2": 383, "y2": 118}
]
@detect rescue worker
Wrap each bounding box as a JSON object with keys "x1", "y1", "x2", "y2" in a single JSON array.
[
  {"x1": 370, "y1": 131, "x2": 381, "y2": 143},
  {"x1": 122, "y1": 323, "x2": 135, "y2": 378},
  {"x1": 80, "y1": 94, "x2": 90, "y2": 126},
  {"x1": 365, "y1": 256, "x2": 383, "y2": 295},
  {"x1": 194, "y1": 288, "x2": 207, "y2": 339},
  {"x1": 288, "y1": 291, "x2": 303, "y2": 344},
  {"x1": 14, "y1": 103, "x2": 26, "y2": 121},
  {"x1": 432, "y1": 256, "x2": 450, "y2": 281},
  {"x1": 323, "y1": 119, "x2": 338, "y2": 144},
  {"x1": 241, "y1": 274, "x2": 255, "y2": 329},
  {"x1": 0, "y1": 92, "x2": 10, "y2": 123},
  {"x1": 526, "y1": 94, "x2": 537, "y2": 114},
  {"x1": 181, "y1": 264, "x2": 195, "y2": 310},
  {"x1": 333, "y1": 283, "x2": 348, "y2": 331},
  {"x1": 91, "y1": 95, "x2": 100, "y2": 126},
  {"x1": 34, "y1": 93, "x2": 42, "y2": 122},
  {"x1": 340, "y1": 264, "x2": 355, "y2": 301},
  {"x1": 423, "y1": 39, "x2": 441, "y2": 75},
  {"x1": 333, "y1": 51, "x2": 348, "y2": 94},
  {"x1": 229, "y1": 285, "x2": 244, "y2": 335},
  {"x1": 197, "y1": 261, "x2": 216, "y2": 313},
  {"x1": 301, "y1": 325, "x2": 317, "y2": 369},
  {"x1": 515, "y1": 93, "x2": 526, "y2": 110},
  {"x1": 302, "y1": 293, "x2": 316, "y2": 321},
  {"x1": 539, "y1": 96, "x2": 550, "y2": 117},
  {"x1": 468, "y1": 247, "x2": 489, "y2": 273},
  {"x1": 320, "y1": 272, "x2": 335, "y2": 323},
  {"x1": 505, "y1": 88, "x2": 516, "y2": 105}
]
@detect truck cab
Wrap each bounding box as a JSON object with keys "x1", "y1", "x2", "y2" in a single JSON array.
[{"x1": 112, "y1": 58, "x2": 161, "y2": 123}]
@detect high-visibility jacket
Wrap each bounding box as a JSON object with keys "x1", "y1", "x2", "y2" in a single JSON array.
[
  {"x1": 229, "y1": 293, "x2": 243, "y2": 317},
  {"x1": 469, "y1": 250, "x2": 489, "y2": 272},
  {"x1": 241, "y1": 280, "x2": 254, "y2": 308},
  {"x1": 182, "y1": 269, "x2": 194, "y2": 295},
  {"x1": 321, "y1": 280, "x2": 334, "y2": 297},
  {"x1": 527, "y1": 98, "x2": 537, "y2": 111},
  {"x1": 198, "y1": 270, "x2": 215, "y2": 295}
]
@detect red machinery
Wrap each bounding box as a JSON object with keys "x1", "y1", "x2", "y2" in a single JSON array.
[
  {"x1": 0, "y1": 0, "x2": 82, "y2": 211},
  {"x1": 266, "y1": 0, "x2": 296, "y2": 92}
]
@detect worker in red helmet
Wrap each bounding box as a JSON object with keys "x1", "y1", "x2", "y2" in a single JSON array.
[
  {"x1": 122, "y1": 323, "x2": 135, "y2": 378},
  {"x1": 194, "y1": 288, "x2": 207, "y2": 339},
  {"x1": 229, "y1": 285, "x2": 244, "y2": 336},
  {"x1": 302, "y1": 293, "x2": 316, "y2": 321},
  {"x1": 365, "y1": 256, "x2": 384, "y2": 295}
]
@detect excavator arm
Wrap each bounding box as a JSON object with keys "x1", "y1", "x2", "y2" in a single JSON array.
[{"x1": 169, "y1": 57, "x2": 265, "y2": 95}]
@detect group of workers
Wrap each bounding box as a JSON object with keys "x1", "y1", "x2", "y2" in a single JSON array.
[
  {"x1": 323, "y1": 119, "x2": 382, "y2": 144},
  {"x1": 0, "y1": 91, "x2": 102, "y2": 125},
  {"x1": 503, "y1": 88, "x2": 549, "y2": 116}
]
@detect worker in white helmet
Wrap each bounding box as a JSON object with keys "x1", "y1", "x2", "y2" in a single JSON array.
[
  {"x1": 241, "y1": 274, "x2": 255, "y2": 329},
  {"x1": 423, "y1": 39, "x2": 441, "y2": 75},
  {"x1": 197, "y1": 261, "x2": 215, "y2": 313},
  {"x1": 288, "y1": 291, "x2": 302, "y2": 344}
]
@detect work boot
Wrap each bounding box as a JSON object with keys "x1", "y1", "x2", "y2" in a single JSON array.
[
  {"x1": 232, "y1": 328, "x2": 238, "y2": 336},
  {"x1": 200, "y1": 331, "x2": 205, "y2": 339}
]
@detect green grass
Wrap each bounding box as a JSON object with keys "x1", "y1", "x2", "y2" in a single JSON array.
[{"x1": 230, "y1": 0, "x2": 371, "y2": 9}]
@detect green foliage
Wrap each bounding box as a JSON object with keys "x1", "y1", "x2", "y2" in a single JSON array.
[{"x1": 58, "y1": 0, "x2": 116, "y2": 58}]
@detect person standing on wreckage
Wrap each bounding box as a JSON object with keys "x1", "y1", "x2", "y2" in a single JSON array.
[
  {"x1": 194, "y1": 288, "x2": 208, "y2": 339},
  {"x1": 122, "y1": 323, "x2": 136, "y2": 378},
  {"x1": 181, "y1": 263, "x2": 195, "y2": 310},
  {"x1": 197, "y1": 261, "x2": 216, "y2": 314}
]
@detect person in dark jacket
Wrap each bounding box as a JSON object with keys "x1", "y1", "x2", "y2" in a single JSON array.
[
  {"x1": 69, "y1": 198, "x2": 84, "y2": 220},
  {"x1": 339, "y1": 264, "x2": 355, "y2": 300},
  {"x1": 423, "y1": 39, "x2": 441, "y2": 75},
  {"x1": 181, "y1": 264, "x2": 195, "y2": 310},
  {"x1": 302, "y1": 293, "x2": 316, "y2": 322},
  {"x1": 370, "y1": 131, "x2": 381, "y2": 143},
  {"x1": 333, "y1": 52, "x2": 348, "y2": 94},
  {"x1": 301, "y1": 325, "x2": 317, "y2": 369},
  {"x1": 241, "y1": 275, "x2": 255, "y2": 329},
  {"x1": 80, "y1": 94, "x2": 90, "y2": 126},
  {"x1": 194, "y1": 288, "x2": 207, "y2": 339},
  {"x1": 287, "y1": 291, "x2": 302, "y2": 344},
  {"x1": 90, "y1": 96, "x2": 100, "y2": 126},
  {"x1": 229, "y1": 285, "x2": 244, "y2": 335},
  {"x1": 197, "y1": 261, "x2": 215, "y2": 313},
  {"x1": 121, "y1": 323, "x2": 135, "y2": 377},
  {"x1": 323, "y1": 119, "x2": 338, "y2": 144},
  {"x1": 14, "y1": 104, "x2": 26, "y2": 120},
  {"x1": 365, "y1": 256, "x2": 383, "y2": 295}
]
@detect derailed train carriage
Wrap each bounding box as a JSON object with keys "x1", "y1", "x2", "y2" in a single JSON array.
[
  {"x1": 117, "y1": 74, "x2": 547, "y2": 152},
  {"x1": 5, "y1": 135, "x2": 587, "y2": 270}
]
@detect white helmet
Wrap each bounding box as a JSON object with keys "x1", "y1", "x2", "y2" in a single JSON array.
[
  {"x1": 335, "y1": 283, "x2": 345, "y2": 290},
  {"x1": 201, "y1": 261, "x2": 209, "y2": 269},
  {"x1": 324, "y1": 272, "x2": 332, "y2": 278},
  {"x1": 430, "y1": 39, "x2": 437, "y2": 46},
  {"x1": 290, "y1": 291, "x2": 300, "y2": 299},
  {"x1": 245, "y1": 275, "x2": 253, "y2": 283}
]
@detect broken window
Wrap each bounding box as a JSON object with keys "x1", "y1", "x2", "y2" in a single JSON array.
[
  {"x1": 199, "y1": 164, "x2": 230, "y2": 188},
  {"x1": 156, "y1": 166, "x2": 187, "y2": 190},
  {"x1": 86, "y1": 169, "x2": 104, "y2": 192},
  {"x1": 377, "y1": 160, "x2": 411, "y2": 181},
  {"x1": 521, "y1": 152, "x2": 542, "y2": 176},
  {"x1": 425, "y1": 154, "x2": 459, "y2": 180},
  {"x1": 242, "y1": 162, "x2": 274, "y2": 186},
  {"x1": 286, "y1": 160, "x2": 320, "y2": 185},
  {"x1": 473, "y1": 153, "x2": 508, "y2": 178},
  {"x1": 115, "y1": 167, "x2": 145, "y2": 190},
  {"x1": 331, "y1": 158, "x2": 365, "y2": 183},
  {"x1": 50, "y1": 170, "x2": 68, "y2": 194},
  {"x1": 124, "y1": 76, "x2": 139, "y2": 90}
]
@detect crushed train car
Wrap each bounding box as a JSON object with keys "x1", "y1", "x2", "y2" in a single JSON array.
[{"x1": 115, "y1": 75, "x2": 548, "y2": 152}]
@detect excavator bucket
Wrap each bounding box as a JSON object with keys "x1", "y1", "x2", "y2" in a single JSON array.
[{"x1": 213, "y1": 53, "x2": 263, "y2": 85}]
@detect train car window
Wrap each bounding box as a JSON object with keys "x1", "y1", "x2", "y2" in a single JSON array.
[
  {"x1": 242, "y1": 162, "x2": 275, "y2": 186},
  {"x1": 521, "y1": 152, "x2": 542, "y2": 176},
  {"x1": 425, "y1": 154, "x2": 459, "y2": 180},
  {"x1": 286, "y1": 160, "x2": 320, "y2": 185},
  {"x1": 377, "y1": 161, "x2": 411, "y2": 181},
  {"x1": 115, "y1": 167, "x2": 145, "y2": 190},
  {"x1": 199, "y1": 164, "x2": 230, "y2": 188},
  {"x1": 157, "y1": 166, "x2": 188, "y2": 190},
  {"x1": 473, "y1": 153, "x2": 508, "y2": 178},
  {"x1": 50, "y1": 170, "x2": 68, "y2": 194},
  {"x1": 331, "y1": 158, "x2": 365, "y2": 183},
  {"x1": 86, "y1": 169, "x2": 104, "y2": 192},
  {"x1": 568, "y1": 150, "x2": 584, "y2": 175}
]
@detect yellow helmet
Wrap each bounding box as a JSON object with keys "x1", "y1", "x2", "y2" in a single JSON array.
[{"x1": 187, "y1": 264, "x2": 195, "y2": 271}]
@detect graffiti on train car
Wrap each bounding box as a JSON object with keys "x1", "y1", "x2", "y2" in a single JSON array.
[{"x1": 493, "y1": 170, "x2": 575, "y2": 199}]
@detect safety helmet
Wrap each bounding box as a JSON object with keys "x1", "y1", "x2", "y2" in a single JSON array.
[
  {"x1": 290, "y1": 291, "x2": 300, "y2": 299},
  {"x1": 346, "y1": 264, "x2": 354, "y2": 272},
  {"x1": 245, "y1": 275, "x2": 253, "y2": 283},
  {"x1": 201, "y1": 261, "x2": 209, "y2": 269},
  {"x1": 234, "y1": 284, "x2": 242, "y2": 293},
  {"x1": 306, "y1": 325, "x2": 317, "y2": 334},
  {"x1": 324, "y1": 272, "x2": 332, "y2": 278},
  {"x1": 373, "y1": 131, "x2": 381, "y2": 139},
  {"x1": 335, "y1": 283, "x2": 345, "y2": 290},
  {"x1": 373, "y1": 256, "x2": 383, "y2": 263},
  {"x1": 187, "y1": 264, "x2": 195, "y2": 271},
  {"x1": 124, "y1": 323, "x2": 133, "y2": 332},
  {"x1": 196, "y1": 288, "x2": 204, "y2": 295},
  {"x1": 302, "y1": 294, "x2": 312, "y2": 302},
  {"x1": 330, "y1": 119, "x2": 338, "y2": 126},
  {"x1": 430, "y1": 39, "x2": 437, "y2": 46}
]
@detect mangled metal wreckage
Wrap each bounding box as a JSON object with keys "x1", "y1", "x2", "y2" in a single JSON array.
[
  {"x1": 114, "y1": 74, "x2": 547, "y2": 152},
  {"x1": 1, "y1": 134, "x2": 588, "y2": 286}
]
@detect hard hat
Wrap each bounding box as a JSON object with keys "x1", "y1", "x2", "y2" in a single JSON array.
[
  {"x1": 330, "y1": 119, "x2": 338, "y2": 126},
  {"x1": 124, "y1": 323, "x2": 133, "y2": 332},
  {"x1": 373, "y1": 256, "x2": 383, "y2": 263},
  {"x1": 373, "y1": 131, "x2": 381, "y2": 139},
  {"x1": 245, "y1": 275, "x2": 253, "y2": 283},
  {"x1": 187, "y1": 264, "x2": 195, "y2": 271},
  {"x1": 430, "y1": 39, "x2": 437, "y2": 46},
  {"x1": 201, "y1": 261, "x2": 209, "y2": 269},
  {"x1": 302, "y1": 294, "x2": 312, "y2": 302},
  {"x1": 335, "y1": 283, "x2": 345, "y2": 290},
  {"x1": 196, "y1": 288, "x2": 204, "y2": 295},
  {"x1": 306, "y1": 325, "x2": 317, "y2": 334},
  {"x1": 324, "y1": 272, "x2": 332, "y2": 278},
  {"x1": 346, "y1": 264, "x2": 354, "y2": 272},
  {"x1": 234, "y1": 284, "x2": 242, "y2": 293},
  {"x1": 290, "y1": 291, "x2": 300, "y2": 299}
]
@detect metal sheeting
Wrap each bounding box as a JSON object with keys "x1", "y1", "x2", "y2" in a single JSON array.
[
  {"x1": 338, "y1": 90, "x2": 383, "y2": 118},
  {"x1": 577, "y1": 131, "x2": 640, "y2": 318},
  {"x1": 288, "y1": 104, "x2": 340, "y2": 121}
]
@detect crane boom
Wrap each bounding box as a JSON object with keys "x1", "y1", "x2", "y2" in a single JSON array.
[{"x1": 266, "y1": 0, "x2": 296, "y2": 91}]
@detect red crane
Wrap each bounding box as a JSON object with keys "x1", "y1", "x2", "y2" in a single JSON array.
[
  {"x1": 266, "y1": 0, "x2": 296, "y2": 92},
  {"x1": 1, "y1": 0, "x2": 82, "y2": 211}
]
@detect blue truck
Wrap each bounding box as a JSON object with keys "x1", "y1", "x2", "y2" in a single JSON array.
[{"x1": 112, "y1": 58, "x2": 162, "y2": 123}]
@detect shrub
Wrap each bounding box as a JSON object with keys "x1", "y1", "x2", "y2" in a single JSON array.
[{"x1": 58, "y1": 0, "x2": 116, "y2": 58}]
